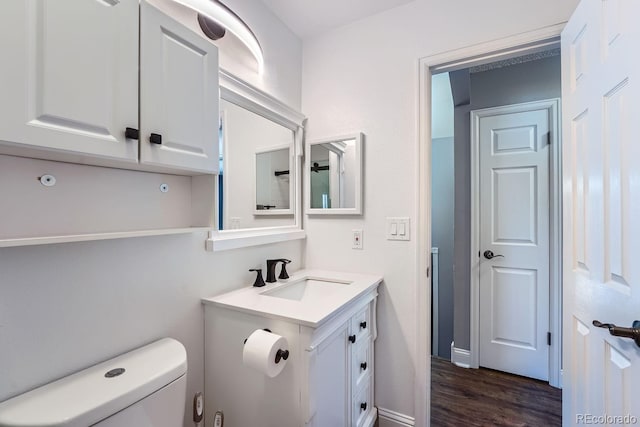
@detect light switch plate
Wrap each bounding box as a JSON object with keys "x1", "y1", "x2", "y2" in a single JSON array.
[{"x1": 386, "y1": 217, "x2": 410, "y2": 241}]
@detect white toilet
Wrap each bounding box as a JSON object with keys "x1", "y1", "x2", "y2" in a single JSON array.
[{"x1": 0, "y1": 338, "x2": 187, "y2": 427}]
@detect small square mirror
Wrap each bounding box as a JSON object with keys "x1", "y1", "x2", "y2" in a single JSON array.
[{"x1": 305, "y1": 133, "x2": 363, "y2": 215}]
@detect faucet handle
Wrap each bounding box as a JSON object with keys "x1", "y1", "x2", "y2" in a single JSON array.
[
  {"x1": 278, "y1": 259, "x2": 291, "y2": 280},
  {"x1": 249, "y1": 269, "x2": 266, "y2": 287}
]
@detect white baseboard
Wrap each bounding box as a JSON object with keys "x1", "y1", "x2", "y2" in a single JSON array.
[
  {"x1": 378, "y1": 407, "x2": 415, "y2": 426},
  {"x1": 450, "y1": 342, "x2": 472, "y2": 368}
]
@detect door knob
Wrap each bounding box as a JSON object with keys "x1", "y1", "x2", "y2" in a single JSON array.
[
  {"x1": 593, "y1": 320, "x2": 640, "y2": 347},
  {"x1": 483, "y1": 250, "x2": 504, "y2": 260}
]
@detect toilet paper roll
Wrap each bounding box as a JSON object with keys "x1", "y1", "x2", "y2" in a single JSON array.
[{"x1": 242, "y1": 329, "x2": 289, "y2": 378}]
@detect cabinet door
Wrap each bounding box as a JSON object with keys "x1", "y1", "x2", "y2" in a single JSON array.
[
  {"x1": 0, "y1": 0, "x2": 139, "y2": 161},
  {"x1": 140, "y1": 0, "x2": 219, "y2": 174},
  {"x1": 311, "y1": 321, "x2": 351, "y2": 426}
]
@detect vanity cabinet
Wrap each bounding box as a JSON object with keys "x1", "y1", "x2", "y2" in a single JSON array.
[
  {"x1": 0, "y1": 0, "x2": 219, "y2": 175},
  {"x1": 203, "y1": 276, "x2": 379, "y2": 427},
  {"x1": 305, "y1": 301, "x2": 376, "y2": 427}
]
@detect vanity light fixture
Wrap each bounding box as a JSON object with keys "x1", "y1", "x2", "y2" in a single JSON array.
[{"x1": 171, "y1": 0, "x2": 264, "y2": 74}]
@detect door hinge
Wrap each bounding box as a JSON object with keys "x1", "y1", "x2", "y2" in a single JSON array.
[
  {"x1": 547, "y1": 332, "x2": 551, "y2": 346},
  {"x1": 426, "y1": 267, "x2": 430, "y2": 278}
]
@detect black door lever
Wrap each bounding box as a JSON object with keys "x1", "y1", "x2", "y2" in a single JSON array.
[
  {"x1": 483, "y1": 250, "x2": 504, "y2": 260},
  {"x1": 593, "y1": 320, "x2": 640, "y2": 347}
]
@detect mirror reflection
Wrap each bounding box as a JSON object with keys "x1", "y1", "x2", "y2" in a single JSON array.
[
  {"x1": 307, "y1": 133, "x2": 363, "y2": 214},
  {"x1": 219, "y1": 99, "x2": 295, "y2": 230},
  {"x1": 255, "y1": 146, "x2": 292, "y2": 214},
  {"x1": 309, "y1": 140, "x2": 357, "y2": 209}
]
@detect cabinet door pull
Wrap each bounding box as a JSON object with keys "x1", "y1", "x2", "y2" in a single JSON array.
[
  {"x1": 360, "y1": 321, "x2": 367, "y2": 329},
  {"x1": 360, "y1": 402, "x2": 367, "y2": 411},
  {"x1": 125, "y1": 127, "x2": 139, "y2": 140},
  {"x1": 360, "y1": 362, "x2": 367, "y2": 371},
  {"x1": 348, "y1": 334, "x2": 356, "y2": 344},
  {"x1": 150, "y1": 133, "x2": 162, "y2": 145}
]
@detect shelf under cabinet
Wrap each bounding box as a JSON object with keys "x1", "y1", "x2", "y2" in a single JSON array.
[
  {"x1": 0, "y1": 227, "x2": 211, "y2": 248},
  {"x1": 1, "y1": 155, "x2": 216, "y2": 248}
]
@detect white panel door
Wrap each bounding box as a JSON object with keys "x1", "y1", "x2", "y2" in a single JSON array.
[
  {"x1": 140, "y1": 0, "x2": 219, "y2": 174},
  {"x1": 309, "y1": 321, "x2": 351, "y2": 427},
  {"x1": 476, "y1": 102, "x2": 553, "y2": 381},
  {"x1": 562, "y1": 0, "x2": 640, "y2": 425},
  {"x1": 0, "y1": 0, "x2": 139, "y2": 161}
]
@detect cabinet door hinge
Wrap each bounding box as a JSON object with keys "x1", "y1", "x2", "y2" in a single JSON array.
[
  {"x1": 547, "y1": 332, "x2": 552, "y2": 346},
  {"x1": 426, "y1": 267, "x2": 430, "y2": 278}
]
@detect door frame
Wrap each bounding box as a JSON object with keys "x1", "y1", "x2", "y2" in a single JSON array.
[
  {"x1": 416, "y1": 23, "x2": 565, "y2": 426},
  {"x1": 469, "y1": 99, "x2": 562, "y2": 387}
]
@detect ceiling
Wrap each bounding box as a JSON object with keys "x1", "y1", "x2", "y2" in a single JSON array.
[{"x1": 260, "y1": 0, "x2": 416, "y2": 39}]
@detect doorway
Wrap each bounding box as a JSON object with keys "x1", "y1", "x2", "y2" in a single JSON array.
[{"x1": 416, "y1": 28, "x2": 560, "y2": 425}]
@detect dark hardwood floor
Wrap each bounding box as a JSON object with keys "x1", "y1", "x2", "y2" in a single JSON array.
[{"x1": 430, "y1": 356, "x2": 561, "y2": 427}]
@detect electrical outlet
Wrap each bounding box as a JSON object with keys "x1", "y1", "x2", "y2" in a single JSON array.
[
  {"x1": 230, "y1": 217, "x2": 241, "y2": 229},
  {"x1": 213, "y1": 411, "x2": 224, "y2": 427},
  {"x1": 352, "y1": 229, "x2": 363, "y2": 249},
  {"x1": 192, "y1": 392, "x2": 203, "y2": 423}
]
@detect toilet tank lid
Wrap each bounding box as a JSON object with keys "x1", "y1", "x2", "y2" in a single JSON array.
[{"x1": 0, "y1": 338, "x2": 187, "y2": 427}]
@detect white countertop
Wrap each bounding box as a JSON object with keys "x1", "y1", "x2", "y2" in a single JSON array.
[{"x1": 202, "y1": 269, "x2": 383, "y2": 327}]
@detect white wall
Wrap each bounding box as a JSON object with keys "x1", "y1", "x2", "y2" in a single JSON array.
[
  {"x1": 301, "y1": 0, "x2": 578, "y2": 420},
  {"x1": 0, "y1": 3, "x2": 303, "y2": 427},
  {"x1": 431, "y1": 73, "x2": 454, "y2": 139}
]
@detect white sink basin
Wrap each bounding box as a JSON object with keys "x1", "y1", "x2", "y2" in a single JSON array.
[
  {"x1": 202, "y1": 270, "x2": 382, "y2": 327},
  {"x1": 261, "y1": 278, "x2": 352, "y2": 301}
]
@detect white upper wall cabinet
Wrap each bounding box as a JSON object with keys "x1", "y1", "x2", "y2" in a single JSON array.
[
  {"x1": 0, "y1": 0, "x2": 219, "y2": 175},
  {"x1": 0, "y1": 0, "x2": 139, "y2": 162},
  {"x1": 140, "y1": 1, "x2": 219, "y2": 173}
]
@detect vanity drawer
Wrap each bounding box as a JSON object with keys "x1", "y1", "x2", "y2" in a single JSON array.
[
  {"x1": 352, "y1": 376, "x2": 373, "y2": 427},
  {"x1": 351, "y1": 304, "x2": 371, "y2": 339},
  {"x1": 352, "y1": 337, "x2": 372, "y2": 390}
]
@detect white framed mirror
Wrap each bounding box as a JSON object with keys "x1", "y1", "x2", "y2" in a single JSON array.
[
  {"x1": 305, "y1": 133, "x2": 363, "y2": 215},
  {"x1": 208, "y1": 70, "x2": 306, "y2": 251}
]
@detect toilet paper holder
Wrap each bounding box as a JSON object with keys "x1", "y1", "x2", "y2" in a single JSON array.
[
  {"x1": 275, "y1": 349, "x2": 289, "y2": 364},
  {"x1": 244, "y1": 329, "x2": 290, "y2": 364}
]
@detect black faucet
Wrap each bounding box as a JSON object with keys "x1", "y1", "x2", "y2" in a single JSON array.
[
  {"x1": 249, "y1": 268, "x2": 266, "y2": 287},
  {"x1": 266, "y1": 259, "x2": 291, "y2": 283}
]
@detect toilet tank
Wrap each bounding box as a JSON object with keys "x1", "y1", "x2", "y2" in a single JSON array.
[{"x1": 0, "y1": 338, "x2": 187, "y2": 427}]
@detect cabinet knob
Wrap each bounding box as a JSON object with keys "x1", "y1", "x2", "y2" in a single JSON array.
[
  {"x1": 149, "y1": 133, "x2": 162, "y2": 145},
  {"x1": 348, "y1": 334, "x2": 357, "y2": 344},
  {"x1": 360, "y1": 321, "x2": 367, "y2": 329},
  {"x1": 360, "y1": 362, "x2": 367, "y2": 371},
  {"x1": 125, "y1": 127, "x2": 139, "y2": 140},
  {"x1": 360, "y1": 402, "x2": 367, "y2": 411}
]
